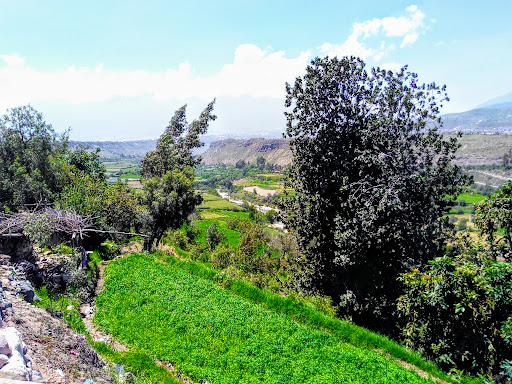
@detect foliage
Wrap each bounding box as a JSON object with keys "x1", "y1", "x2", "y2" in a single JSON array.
[
  {"x1": 475, "y1": 180, "x2": 512, "y2": 253},
  {"x1": 398, "y1": 248, "x2": 512, "y2": 376},
  {"x1": 140, "y1": 100, "x2": 216, "y2": 179},
  {"x1": 139, "y1": 102, "x2": 216, "y2": 250},
  {"x1": 0, "y1": 105, "x2": 69, "y2": 210},
  {"x1": 139, "y1": 168, "x2": 202, "y2": 250},
  {"x1": 96, "y1": 253, "x2": 438, "y2": 384},
  {"x1": 281, "y1": 56, "x2": 469, "y2": 332},
  {"x1": 205, "y1": 223, "x2": 225, "y2": 251}
]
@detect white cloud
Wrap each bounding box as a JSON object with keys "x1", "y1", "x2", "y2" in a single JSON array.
[
  {"x1": 1, "y1": 54, "x2": 25, "y2": 67},
  {"x1": 0, "y1": 45, "x2": 311, "y2": 110},
  {"x1": 381, "y1": 62, "x2": 402, "y2": 72},
  {"x1": 320, "y1": 5, "x2": 427, "y2": 61}
]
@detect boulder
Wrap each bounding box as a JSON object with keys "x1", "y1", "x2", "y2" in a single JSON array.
[
  {"x1": 16, "y1": 280, "x2": 40, "y2": 302},
  {"x1": 0, "y1": 327, "x2": 28, "y2": 380},
  {"x1": 0, "y1": 354, "x2": 8, "y2": 368}
]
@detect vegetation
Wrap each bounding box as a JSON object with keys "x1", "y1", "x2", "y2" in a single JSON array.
[
  {"x1": 96, "y1": 253, "x2": 441, "y2": 384},
  {"x1": 139, "y1": 100, "x2": 216, "y2": 250},
  {"x1": 281, "y1": 56, "x2": 469, "y2": 334}
]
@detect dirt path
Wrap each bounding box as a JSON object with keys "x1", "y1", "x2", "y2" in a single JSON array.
[{"x1": 79, "y1": 262, "x2": 127, "y2": 353}]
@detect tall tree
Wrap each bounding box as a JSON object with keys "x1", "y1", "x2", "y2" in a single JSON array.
[
  {"x1": 140, "y1": 100, "x2": 216, "y2": 250},
  {"x1": 281, "y1": 56, "x2": 468, "y2": 332},
  {"x1": 0, "y1": 105, "x2": 68, "y2": 210}
]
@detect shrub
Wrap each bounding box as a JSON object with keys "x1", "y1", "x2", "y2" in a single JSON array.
[
  {"x1": 398, "y1": 251, "x2": 512, "y2": 375},
  {"x1": 206, "y1": 224, "x2": 226, "y2": 251},
  {"x1": 211, "y1": 244, "x2": 234, "y2": 270}
]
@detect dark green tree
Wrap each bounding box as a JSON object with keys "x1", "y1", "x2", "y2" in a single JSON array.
[
  {"x1": 281, "y1": 56, "x2": 468, "y2": 332},
  {"x1": 475, "y1": 180, "x2": 512, "y2": 257},
  {"x1": 0, "y1": 105, "x2": 68, "y2": 210},
  {"x1": 256, "y1": 155, "x2": 266, "y2": 170},
  {"x1": 140, "y1": 100, "x2": 216, "y2": 250}
]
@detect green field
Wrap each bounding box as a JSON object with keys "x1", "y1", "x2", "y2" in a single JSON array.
[
  {"x1": 95, "y1": 254, "x2": 437, "y2": 384},
  {"x1": 197, "y1": 193, "x2": 241, "y2": 211}
]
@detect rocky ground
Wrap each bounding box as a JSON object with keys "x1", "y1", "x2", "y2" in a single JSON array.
[{"x1": 0, "y1": 252, "x2": 114, "y2": 383}]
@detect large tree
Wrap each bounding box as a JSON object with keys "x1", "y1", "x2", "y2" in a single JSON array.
[
  {"x1": 281, "y1": 56, "x2": 468, "y2": 332},
  {"x1": 0, "y1": 105, "x2": 69, "y2": 210},
  {"x1": 140, "y1": 100, "x2": 216, "y2": 250}
]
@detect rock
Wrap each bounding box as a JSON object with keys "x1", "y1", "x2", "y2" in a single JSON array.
[
  {"x1": 55, "y1": 368, "x2": 64, "y2": 377},
  {"x1": 31, "y1": 369, "x2": 45, "y2": 383},
  {"x1": 0, "y1": 334, "x2": 11, "y2": 355},
  {"x1": 66, "y1": 305, "x2": 74, "y2": 311},
  {"x1": 0, "y1": 354, "x2": 8, "y2": 368},
  {"x1": 114, "y1": 364, "x2": 124, "y2": 374},
  {"x1": 0, "y1": 327, "x2": 29, "y2": 380},
  {"x1": 16, "y1": 280, "x2": 40, "y2": 302}
]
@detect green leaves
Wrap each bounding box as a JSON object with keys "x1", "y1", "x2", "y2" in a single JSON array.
[{"x1": 282, "y1": 56, "x2": 468, "y2": 332}]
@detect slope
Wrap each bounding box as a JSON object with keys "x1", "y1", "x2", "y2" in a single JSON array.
[{"x1": 95, "y1": 253, "x2": 455, "y2": 384}]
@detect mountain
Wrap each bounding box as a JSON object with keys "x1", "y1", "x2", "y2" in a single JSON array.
[
  {"x1": 441, "y1": 92, "x2": 512, "y2": 133},
  {"x1": 475, "y1": 91, "x2": 512, "y2": 109},
  {"x1": 69, "y1": 135, "x2": 233, "y2": 160},
  {"x1": 201, "y1": 138, "x2": 291, "y2": 166}
]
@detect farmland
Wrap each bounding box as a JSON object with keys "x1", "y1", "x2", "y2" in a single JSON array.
[{"x1": 95, "y1": 253, "x2": 441, "y2": 384}]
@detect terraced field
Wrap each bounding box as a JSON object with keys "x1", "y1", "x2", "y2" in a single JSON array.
[{"x1": 95, "y1": 254, "x2": 442, "y2": 384}]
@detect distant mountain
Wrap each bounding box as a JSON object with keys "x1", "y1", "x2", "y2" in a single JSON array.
[
  {"x1": 201, "y1": 138, "x2": 291, "y2": 166},
  {"x1": 69, "y1": 139, "x2": 157, "y2": 160},
  {"x1": 475, "y1": 91, "x2": 512, "y2": 109},
  {"x1": 441, "y1": 92, "x2": 512, "y2": 134},
  {"x1": 70, "y1": 135, "x2": 234, "y2": 160}
]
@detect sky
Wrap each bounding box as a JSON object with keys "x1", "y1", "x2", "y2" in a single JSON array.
[{"x1": 0, "y1": 1, "x2": 511, "y2": 140}]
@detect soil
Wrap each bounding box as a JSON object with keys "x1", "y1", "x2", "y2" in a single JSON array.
[{"x1": 0, "y1": 256, "x2": 113, "y2": 383}]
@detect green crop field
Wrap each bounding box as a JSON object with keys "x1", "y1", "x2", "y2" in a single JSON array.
[
  {"x1": 95, "y1": 254, "x2": 436, "y2": 384},
  {"x1": 197, "y1": 194, "x2": 241, "y2": 211}
]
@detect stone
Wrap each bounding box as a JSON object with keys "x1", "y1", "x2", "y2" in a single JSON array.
[
  {"x1": 0, "y1": 334, "x2": 11, "y2": 355},
  {"x1": 0, "y1": 354, "x2": 8, "y2": 368},
  {"x1": 0, "y1": 327, "x2": 28, "y2": 380},
  {"x1": 114, "y1": 364, "x2": 124, "y2": 374},
  {"x1": 31, "y1": 369, "x2": 45, "y2": 383},
  {"x1": 16, "y1": 280, "x2": 40, "y2": 302}
]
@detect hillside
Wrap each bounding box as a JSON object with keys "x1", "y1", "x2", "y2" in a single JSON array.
[
  {"x1": 200, "y1": 135, "x2": 512, "y2": 167},
  {"x1": 201, "y1": 138, "x2": 291, "y2": 166},
  {"x1": 69, "y1": 139, "x2": 157, "y2": 160},
  {"x1": 441, "y1": 91, "x2": 512, "y2": 133},
  {"x1": 95, "y1": 253, "x2": 450, "y2": 384}
]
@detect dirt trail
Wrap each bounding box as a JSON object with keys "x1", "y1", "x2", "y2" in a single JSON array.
[{"x1": 79, "y1": 262, "x2": 127, "y2": 353}]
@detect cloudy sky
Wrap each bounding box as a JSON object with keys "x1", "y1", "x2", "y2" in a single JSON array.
[{"x1": 1, "y1": 1, "x2": 511, "y2": 140}]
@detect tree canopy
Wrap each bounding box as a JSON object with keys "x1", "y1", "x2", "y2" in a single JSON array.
[
  {"x1": 140, "y1": 100, "x2": 216, "y2": 250},
  {"x1": 281, "y1": 56, "x2": 468, "y2": 332},
  {"x1": 0, "y1": 105, "x2": 69, "y2": 210}
]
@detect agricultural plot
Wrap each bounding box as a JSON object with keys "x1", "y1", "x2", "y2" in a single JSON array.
[
  {"x1": 95, "y1": 254, "x2": 434, "y2": 384},
  {"x1": 197, "y1": 193, "x2": 241, "y2": 211}
]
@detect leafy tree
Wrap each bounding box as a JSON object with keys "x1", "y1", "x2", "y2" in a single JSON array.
[
  {"x1": 0, "y1": 105, "x2": 68, "y2": 210},
  {"x1": 235, "y1": 159, "x2": 246, "y2": 169},
  {"x1": 398, "y1": 248, "x2": 512, "y2": 376},
  {"x1": 503, "y1": 148, "x2": 512, "y2": 170},
  {"x1": 281, "y1": 56, "x2": 468, "y2": 332},
  {"x1": 256, "y1": 155, "x2": 266, "y2": 170},
  {"x1": 140, "y1": 101, "x2": 216, "y2": 250},
  {"x1": 206, "y1": 223, "x2": 226, "y2": 251},
  {"x1": 475, "y1": 180, "x2": 512, "y2": 255}
]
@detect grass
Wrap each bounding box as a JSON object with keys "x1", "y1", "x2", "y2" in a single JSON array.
[
  {"x1": 193, "y1": 218, "x2": 242, "y2": 249},
  {"x1": 157, "y1": 254, "x2": 470, "y2": 384},
  {"x1": 198, "y1": 193, "x2": 241, "y2": 211},
  {"x1": 35, "y1": 287, "x2": 182, "y2": 383},
  {"x1": 95, "y1": 253, "x2": 439, "y2": 384},
  {"x1": 457, "y1": 192, "x2": 485, "y2": 204}
]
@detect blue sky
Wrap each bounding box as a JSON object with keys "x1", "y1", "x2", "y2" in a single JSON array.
[{"x1": 1, "y1": 1, "x2": 511, "y2": 140}]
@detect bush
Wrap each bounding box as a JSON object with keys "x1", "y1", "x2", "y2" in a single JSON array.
[
  {"x1": 206, "y1": 224, "x2": 226, "y2": 251},
  {"x1": 211, "y1": 245, "x2": 234, "y2": 270},
  {"x1": 100, "y1": 240, "x2": 119, "y2": 260},
  {"x1": 189, "y1": 243, "x2": 209, "y2": 262},
  {"x1": 398, "y1": 251, "x2": 512, "y2": 376}
]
